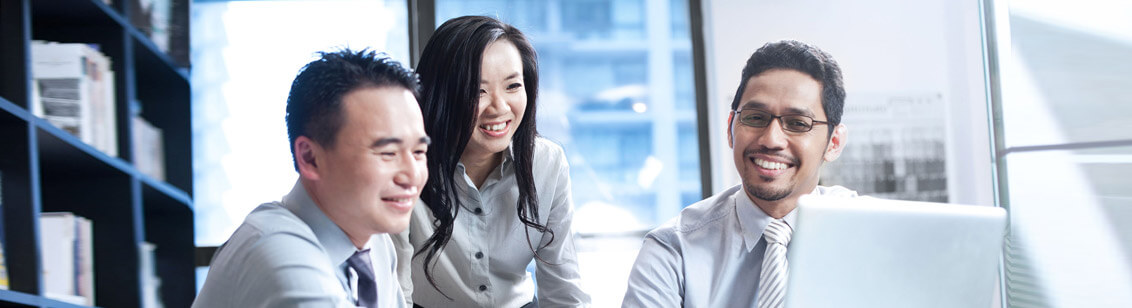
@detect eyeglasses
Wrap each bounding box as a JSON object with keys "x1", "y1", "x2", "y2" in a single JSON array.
[{"x1": 734, "y1": 109, "x2": 830, "y2": 133}]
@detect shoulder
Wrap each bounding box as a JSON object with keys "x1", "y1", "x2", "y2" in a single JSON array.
[
  {"x1": 533, "y1": 137, "x2": 568, "y2": 165},
  {"x1": 815, "y1": 185, "x2": 860, "y2": 197},
  {"x1": 645, "y1": 185, "x2": 740, "y2": 245},
  {"x1": 531, "y1": 137, "x2": 570, "y2": 181},
  {"x1": 213, "y1": 203, "x2": 328, "y2": 270},
  {"x1": 198, "y1": 203, "x2": 344, "y2": 305}
]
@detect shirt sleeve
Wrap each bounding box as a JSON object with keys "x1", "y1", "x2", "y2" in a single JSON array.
[
  {"x1": 533, "y1": 146, "x2": 592, "y2": 307},
  {"x1": 622, "y1": 229, "x2": 684, "y2": 308}
]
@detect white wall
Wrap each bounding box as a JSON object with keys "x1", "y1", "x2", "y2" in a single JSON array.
[{"x1": 702, "y1": 0, "x2": 994, "y2": 206}]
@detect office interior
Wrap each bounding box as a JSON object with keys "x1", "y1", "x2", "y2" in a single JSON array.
[{"x1": 1, "y1": 0, "x2": 1129, "y2": 307}]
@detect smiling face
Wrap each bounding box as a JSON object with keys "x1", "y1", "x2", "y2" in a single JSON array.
[
  {"x1": 461, "y1": 39, "x2": 528, "y2": 163},
  {"x1": 728, "y1": 68, "x2": 846, "y2": 217},
  {"x1": 297, "y1": 86, "x2": 430, "y2": 244}
]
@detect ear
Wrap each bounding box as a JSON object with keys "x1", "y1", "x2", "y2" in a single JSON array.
[
  {"x1": 824, "y1": 124, "x2": 848, "y2": 162},
  {"x1": 294, "y1": 136, "x2": 323, "y2": 181},
  {"x1": 727, "y1": 111, "x2": 736, "y2": 149}
]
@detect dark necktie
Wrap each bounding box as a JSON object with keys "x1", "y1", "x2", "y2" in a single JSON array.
[{"x1": 347, "y1": 249, "x2": 378, "y2": 307}]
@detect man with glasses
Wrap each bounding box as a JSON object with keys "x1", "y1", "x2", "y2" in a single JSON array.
[{"x1": 622, "y1": 40, "x2": 856, "y2": 308}]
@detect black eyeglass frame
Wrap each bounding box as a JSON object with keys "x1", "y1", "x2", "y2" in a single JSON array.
[{"x1": 733, "y1": 108, "x2": 831, "y2": 133}]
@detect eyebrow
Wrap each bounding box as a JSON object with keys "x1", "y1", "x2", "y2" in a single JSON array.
[
  {"x1": 480, "y1": 72, "x2": 522, "y2": 84},
  {"x1": 372, "y1": 138, "x2": 402, "y2": 148},
  {"x1": 740, "y1": 101, "x2": 817, "y2": 118},
  {"x1": 371, "y1": 136, "x2": 431, "y2": 148}
]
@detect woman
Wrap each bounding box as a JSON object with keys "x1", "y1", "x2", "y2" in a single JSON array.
[{"x1": 394, "y1": 16, "x2": 590, "y2": 308}]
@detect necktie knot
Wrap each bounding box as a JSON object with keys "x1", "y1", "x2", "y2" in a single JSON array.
[{"x1": 763, "y1": 219, "x2": 792, "y2": 246}]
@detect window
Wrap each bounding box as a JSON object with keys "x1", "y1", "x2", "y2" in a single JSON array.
[{"x1": 985, "y1": 0, "x2": 1132, "y2": 306}]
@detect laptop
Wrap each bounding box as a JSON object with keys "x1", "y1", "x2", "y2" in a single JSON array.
[{"x1": 784, "y1": 195, "x2": 1007, "y2": 308}]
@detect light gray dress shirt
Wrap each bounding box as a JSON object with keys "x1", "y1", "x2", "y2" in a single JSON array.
[
  {"x1": 393, "y1": 138, "x2": 590, "y2": 308},
  {"x1": 193, "y1": 180, "x2": 408, "y2": 308},
  {"x1": 621, "y1": 184, "x2": 858, "y2": 307}
]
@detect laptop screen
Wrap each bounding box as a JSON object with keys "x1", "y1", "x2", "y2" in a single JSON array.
[{"x1": 784, "y1": 195, "x2": 1007, "y2": 308}]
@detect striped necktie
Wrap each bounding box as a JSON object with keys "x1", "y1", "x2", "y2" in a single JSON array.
[
  {"x1": 756, "y1": 219, "x2": 793, "y2": 308},
  {"x1": 347, "y1": 249, "x2": 378, "y2": 307}
]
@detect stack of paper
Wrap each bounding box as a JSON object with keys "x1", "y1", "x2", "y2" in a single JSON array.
[{"x1": 31, "y1": 41, "x2": 118, "y2": 157}]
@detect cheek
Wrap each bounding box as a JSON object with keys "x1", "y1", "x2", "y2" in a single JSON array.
[
  {"x1": 510, "y1": 93, "x2": 528, "y2": 118},
  {"x1": 416, "y1": 162, "x2": 429, "y2": 186},
  {"x1": 473, "y1": 97, "x2": 490, "y2": 120}
]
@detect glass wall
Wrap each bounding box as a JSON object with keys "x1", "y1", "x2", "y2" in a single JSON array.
[
  {"x1": 986, "y1": 0, "x2": 1132, "y2": 306},
  {"x1": 435, "y1": 0, "x2": 700, "y2": 305}
]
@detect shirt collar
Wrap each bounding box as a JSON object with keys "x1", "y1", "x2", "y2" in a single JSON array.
[
  {"x1": 281, "y1": 179, "x2": 369, "y2": 267},
  {"x1": 454, "y1": 142, "x2": 516, "y2": 212},
  {"x1": 735, "y1": 186, "x2": 819, "y2": 252}
]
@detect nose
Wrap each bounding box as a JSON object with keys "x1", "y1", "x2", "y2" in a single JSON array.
[
  {"x1": 756, "y1": 117, "x2": 789, "y2": 150},
  {"x1": 484, "y1": 90, "x2": 510, "y2": 114},
  {"x1": 393, "y1": 152, "x2": 424, "y2": 189}
]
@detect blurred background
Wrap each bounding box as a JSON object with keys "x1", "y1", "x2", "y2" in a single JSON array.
[{"x1": 185, "y1": 0, "x2": 1132, "y2": 307}]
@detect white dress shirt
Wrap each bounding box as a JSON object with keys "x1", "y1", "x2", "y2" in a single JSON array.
[
  {"x1": 194, "y1": 180, "x2": 408, "y2": 308},
  {"x1": 621, "y1": 184, "x2": 858, "y2": 307},
  {"x1": 393, "y1": 138, "x2": 590, "y2": 308}
]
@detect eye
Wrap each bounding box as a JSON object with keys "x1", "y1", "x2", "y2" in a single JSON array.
[
  {"x1": 478, "y1": 88, "x2": 487, "y2": 97},
  {"x1": 413, "y1": 148, "x2": 427, "y2": 160},
  {"x1": 785, "y1": 117, "x2": 812, "y2": 131},
  {"x1": 506, "y1": 82, "x2": 523, "y2": 91},
  {"x1": 743, "y1": 112, "x2": 768, "y2": 122}
]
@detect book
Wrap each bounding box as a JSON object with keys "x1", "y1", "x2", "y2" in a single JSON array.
[
  {"x1": 31, "y1": 41, "x2": 118, "y2": 158},
  {"x1": 0, "y1": 243, "x2": 8, "y2": 290},
  {"x1": 39, "y1": 212, "x2": 95, "y2": 305},
  {"x1": 139, "y1": 242, "x2": 164, "y2": 308},
  {"x1": 0, "y1": 170, "x2": 6, "y2": 290},
  {"x1": 132, "y1": 116, "x2": 165, "y2": 181}
]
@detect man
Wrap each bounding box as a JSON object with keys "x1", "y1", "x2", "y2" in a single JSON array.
[
  {"x1": 622, "y1": 40, "x2": 855, "y2": 307},
  {"x1": 194, "y1": 49, "x2": 430, "y2": 308}
]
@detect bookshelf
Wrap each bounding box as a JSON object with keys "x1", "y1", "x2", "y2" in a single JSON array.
[{"x1": 0, "y1": 0, "x2": 193, "y2": 307}]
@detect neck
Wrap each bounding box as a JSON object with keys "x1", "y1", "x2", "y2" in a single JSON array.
[
  {"x1": 743, "y1": 187, "x2": 801, "y2": 220},
  {"x1": 345, "y1": 233, "x2": 369, "y2": 250},
  {"x1": 460, "y1": 150, "x2": 502, "y2": 188},
  {"x1": 752, "y1": 197, "x2": 796, "y2": 219},
  {"x1": 302, "y1": 178, "x2": 371, "y2": 250}
]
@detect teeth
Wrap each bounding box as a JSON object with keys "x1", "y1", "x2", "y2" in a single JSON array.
[
  {"x1": 480, "y1": 122, "x2": 506, "y2": 132},
  {"x1": 755, "y1": 158, "x2": 788, "y2": 170}
]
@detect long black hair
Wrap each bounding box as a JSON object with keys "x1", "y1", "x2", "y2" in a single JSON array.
[{"x1": 414, "y1": 15, "x2": 551, "y2": 294}]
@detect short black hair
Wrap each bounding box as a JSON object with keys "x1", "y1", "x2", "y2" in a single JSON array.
[
  {"x1": 285, "y1": 48, "x2": 420, "y2": 171},
  {"x1": 730, "y1": 40, "x2": 845, "y2": 135}
]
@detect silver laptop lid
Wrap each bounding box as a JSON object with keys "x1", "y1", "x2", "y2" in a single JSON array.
[{"x1": 784, "y1": 195, "x2": 1007, "y2": 308}]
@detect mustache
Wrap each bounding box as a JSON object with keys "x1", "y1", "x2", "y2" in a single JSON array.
[{"x1": 744, "y1": 147, "x2": 799, "y2": 165}]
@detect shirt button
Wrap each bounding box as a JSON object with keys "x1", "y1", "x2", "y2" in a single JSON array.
[
  {"x1": 475, "y1": 252, "x2": 484, "y2": 259},
  {"x1": 473, "y1": 208, "x2": 483, "y2": 214},
  {"x1": 479, "y1": 285, "x2": 487, "y2": 291}
]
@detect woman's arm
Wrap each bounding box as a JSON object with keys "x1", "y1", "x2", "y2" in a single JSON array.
[{"x1": 533, "y1": 144, "x2": 591, "y2": 307}]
